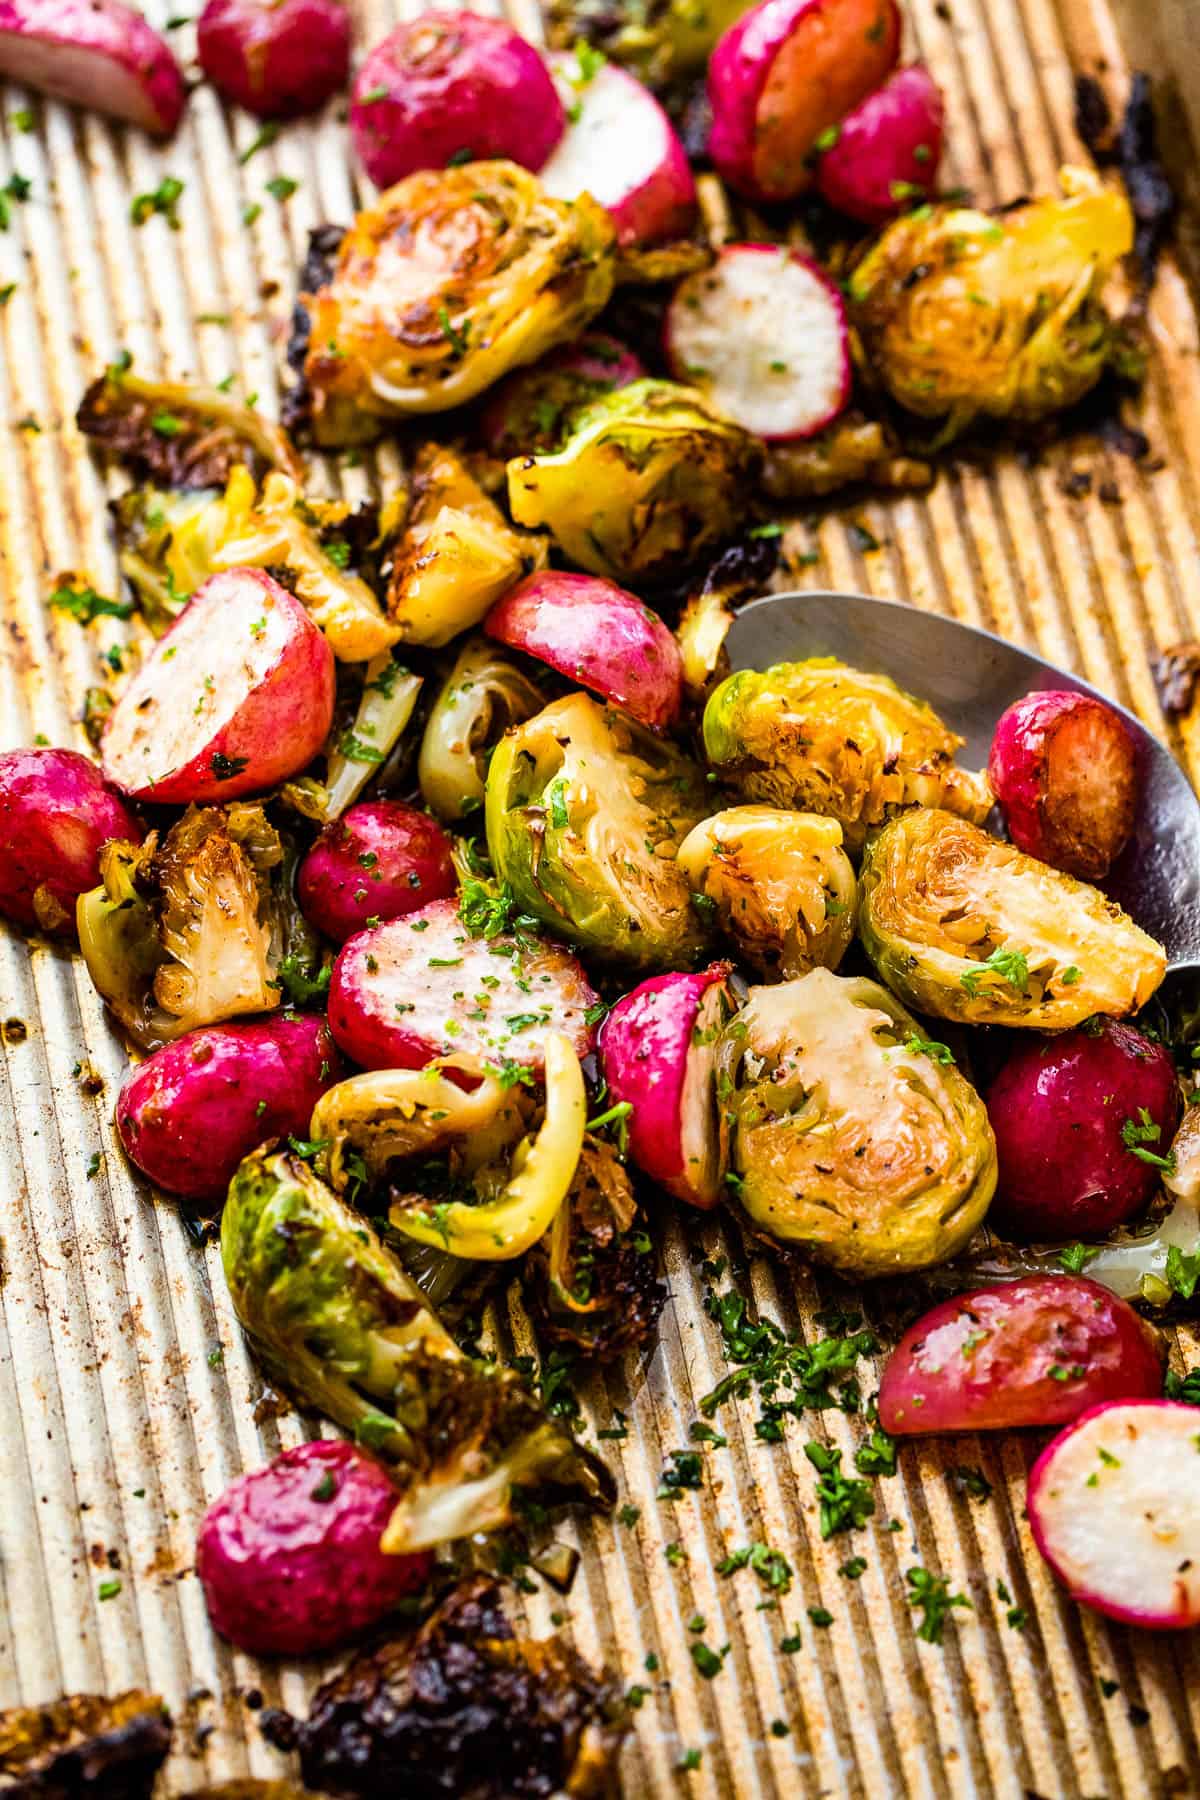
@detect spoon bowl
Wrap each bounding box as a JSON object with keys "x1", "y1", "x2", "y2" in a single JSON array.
[{"x1": 725, "y1": 590, "x2": 1200, "y2": 977}]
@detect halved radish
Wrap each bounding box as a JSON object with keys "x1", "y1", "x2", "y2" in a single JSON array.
[
  {"x1": 101, "y1": 568, "x2": 335, "y2": 805},
  {"x1": 0, "y1": 0, "x2": 186, "y2": 135},
  {"x1": 484, "y1": 572, "x2": 683, "y2": 731},
  {"x1": 328, "y1": 895, "x2": 599, "y2": 1075},
  {"x1": 816, "y1": 64, "x2": 945, "y2": 225},
  {"x1": 666, "y1": 245, "x2": 850, "y2": 441},
  {"x1": 988, "y1": 689, "x2": 1139, "y2": 881},
  {"x1": 540, "y1": 53, "x2": 696, "y2": 248},
  {"x1": 598, "y1": 964, "x2": 734, "y2": 1209},
  {"x1": 1028, "y1": 1401, "x2": 1200, "y2": 1629}
]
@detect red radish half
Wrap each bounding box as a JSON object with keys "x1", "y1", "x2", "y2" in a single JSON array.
[
  {"x1": 329, "y1": 896, "x2": 598, "y2": 1075},
  {"x1": 1028, "y1": 1401, "x2": 1200, "y2": 1629},
  {"x1": 101, "y1": 568, "x2": 335, "y2": 805},
  {"x1": 197, "y1": 0, "x2": 350, "y2": 119},
  {"x1": 708, "y1": 0, "x2": 901, "y2": 203},
  {"x1": 598, "y1": 964, "x2": 734, "y2": 1209},
  {"x1": 0, "y1": 747, "x2": 139, "y2": 934},
  {"x1": 0, "y1": 0, "x2": 186, "y2": 135},
  {"x1": 878, "y1": 1276, "x2": 1163, "y2": 1436},
  {"x1": 988, "y1": 689, "x2": 1139, "y2": 880},
  {"x1": 666, "y1": 245, "x2": 850, "y2": 441},
  {"x1": 485, "y1": 572, "x2": 684, "y2": 731},
  {"x1": 540, "y1": 54, "x2": 696, "y2": 247},
  {"x1": 816, "y1": 64, "x2": 945, "y2": 224}
]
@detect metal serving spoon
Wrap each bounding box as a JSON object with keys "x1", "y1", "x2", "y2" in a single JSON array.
[{"x1": 725, "y1": 590, "x2": 1200, "y2": 981}]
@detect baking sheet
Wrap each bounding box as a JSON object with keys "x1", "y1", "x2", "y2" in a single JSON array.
[{"x1": 2, "y1": 0, "x2": 1200, "y2": 1793}]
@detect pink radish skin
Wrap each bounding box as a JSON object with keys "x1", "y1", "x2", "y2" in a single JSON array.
[
  {"x1": 0, "y1": 0, "x2": 186, "y2": 134},
  {"x1": 197, "y1": 1441, "x2": 433, "y2": 1655},
  {"x1": 540, "y1": 54, "x2": 696, "y2": 247},
  {"x1": 708, "y1": 0, "x2": 901, "y2": 203},
  {"x1": 816, "y1": 64, "x2": 945, "y2": 224},
  {"x1": 198, "y1": 0, "x2": 350, "y2": 119},
  {"x1": 1028, "y1": 1401, "x2": 1200, "y2": 1629},
  {"x1": 297, "y1": 801, "x2": 456, "y2": 945},
  {"x1": 988, "y1": 689, "x2": 1139, "y2": 881},
  {"x1": 987, "y1": 1020, "x2": 1179, "y2": 1241},
  {"x1": 329, "y1": 896, "x2": 598, "y2": 1076},
  {"x1": 598, "y1": 964, "x2": 734, "y2": 1209},
  {"x1": 485, "y1": 573, "x2": 684, "y2": 732},
  {"x1": 665, "y1": 244, "x2": 850, "y2": 441},
  {"x1": 101, "y1": 568, "x2": 335, "y2": 805},
  {"x1": 878, "y1": 1275, "x2": 1163, "y2": 1437},
  {"x1": 350, "y1": 12, "x2": 564, "y2": 189},
  {"x1": 116, "y1": 1014, "x2": 342, "y2": 1203},
  {"x1": 479, "y1": 335, "x2": 646, "y2": 460},
  {"x1": 0, "y1": 748, "x2": 139, "y2": 934}
]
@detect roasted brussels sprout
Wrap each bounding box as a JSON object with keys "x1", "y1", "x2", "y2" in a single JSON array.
[
  {"x1": 418, "y1": 637, "x2": 544, "y2": 822},
  {"x1": 703, "y1": 659, "x2": 992, "y2": 851},
  {"x1": 674, "y1": 532, "x2": 783, "y2": 700},
  {"x1": 310, "y1": 1035, "x2": 587, "y2": 1261},
  {"x1": 485, "y1": 693, "x2": 712, "y2": 969},
  {"x1": 283, "y1": 1576, "x2": 628, "y2": 1799},
  {"x1": 314, "y1": 652, "x2": 423, "y2": 823},
  {"x1": 77, "y1": 366, "x2": 302, "y2": 487},
  {"x1": 76, "y1": 805, "x2": 289, "y2": 1050},
  {"x1": 221, "y1": 1147, "x2": 613, "y2": 1550},
  {"x1": 719, "y1": 969, "x2": 996, "y2": 1275},
  {"x1": 546, "y1": 0, "x2": 753, "y2": 87},
  {"x1": 858, "y1": 808, "x2": 1166, "y2": 1027},
  {"x1": 524, "y1": 1137, "x2": 665, "y2": 1358},
  {"x1": 678, "y1": 807, "x2": 856, "y2": 979},
  {"x1": 387, "y1": 445, "x2": 547, "y2": 648},
  {"x1": 0, "y1": 1691, "x2": 171, "y2": 1800},
  {"x1": 301, "y1": 162, "x2": 616, "y2": 444},
  {"x1": 849, "y1": 167, "x2": 1134, "y2": 434},
  {"x1": 506, "y1": 379, "x2": 762, "y2": 585}
]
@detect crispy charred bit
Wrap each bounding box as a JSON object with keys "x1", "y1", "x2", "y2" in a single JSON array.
[
  {"x1": 1074, "y1": 72, "x2": 1174, "y2": 293},
  {"x1": 77, "y1": 372, "x2": 302, "y2": 489},
  {"x1": 1152, "y1": 641, "x2": 1200, "y2": 718},
  {"x1": 283, "y1": 225, "x2": 346, "y2": 437},
  {"x1": 0, "y1": 1691, "x2": 171, "y2": 1800},
  {"x1": 523, "y1": 1139, "x2": 665, "y2": 1359},
  {"x1": 265, "y1": 1576, "x2": 627, "y2": 1799},
  {"x1": 761, "y1": 414, "x2": 934, "y2": 501}
]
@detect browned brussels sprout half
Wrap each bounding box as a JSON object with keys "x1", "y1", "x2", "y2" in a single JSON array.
[
  {"x1": 857, "y1": 808, "x2": 1166, "y2": 1027},
  {"x1": 703, "y1": 658, "x2": 991, "y2": 851},
  {"x1": 719, "y1": 969, "x2": 996, "y2": 1276}
]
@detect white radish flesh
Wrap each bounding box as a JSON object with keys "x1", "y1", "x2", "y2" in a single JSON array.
[
  {"x1": 1028, "y1": 1401, "x2": 1200, "y2": 1628},
  {"x1": 666, "y1": 245, "x2": 850, "y2": 441}
]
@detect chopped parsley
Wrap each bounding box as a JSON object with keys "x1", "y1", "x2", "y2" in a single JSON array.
[
  {"x1": 239, "y1": 122, "x2": 280, "y2": 163},
  {"x1": 906, "y1": 1567, "x2": 972, "y2": 1644},
  {"x1": 948, "y1": 1464, "x2": 992, "y2": 1503},
  {"x1": 48, "y1": 582, "x2": 133, "y2": 624},
  {"x1": 271, "y1": 955, "x2": 331, "y2": 1007},
  {"x1": 1164, "y1": 1367, "x2": 1200, "y2": 1404},
  {"x1": 310, "y1": 1471, "x2": 337, "y2": 1502},
  {"x1": 1165, "y1": 1245, "x2": 1199, "y2": 1300},
  {"x1": 699, "y1": 1287, "x2": 877, "y2": 1435},
  {"x1": 130, "y1": 176, "x2": 184, "y2": 227},
  {"x1": 803, "y1": 1442, "x2": 875, "y2": 1538},
  {"x1": 1121, "y1": 1108, "x2": 1176, "y2": 1173},
  {"x1": 904, "y1": 1032, "x2": 955, "y2": 1065},
  {"x1": 338, "y1": 730, "x2": 386, "y2": 764},
  {"x1": 689, "y1": 1640, "x2": 727, "y2": 1679},
  {"x1": 1059, "y1": 1242, "x2": 1100, "y2": 1275},
  {"x1": 97, "y1": 1579, "x2": 122, "y2": 1601},
  {"x1": 657, "y1": 1449, "x2": 704, "y2": 1498},
  {"x1": 265, "y1": 174, "x2": 298, "y2": 202},
  {"x1": 437, "y1": 304, "x2": 470, "y2": 355},
  {"x1": 716, "y1": 1542, "x2": 793, "y2": 1594},
  {"x1": 960, "y1": 946, "x2": 1030, "y2": 997}
]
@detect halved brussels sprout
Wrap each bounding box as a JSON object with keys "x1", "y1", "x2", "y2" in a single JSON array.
[
  {"x1": 849, "y1": 166, "x2": 1133, "y2": 435},
  {"x1": 858, "y1": 808, "x2": 1166, "y2": 1027},
  {"x1": 485, "y1": 693, "x2": 712, "y2": 969},
  {"x1": 387, "y1": 446, "x2": 547, "y2": 648},
  {"x1": 545, "y1": 0, "x2": 753, "y2": 88},
  {"x1": 302, "y1": 161, "x2": 616, "y2": 444},
  {"x1": 418, "y1": 638, "x2": 545, "y2": 823},
  {"x1": 506, "y1": 379, "x2": 762, "y2": 586},
  {"x1": 719, "y1": 968, "x2": 997, "y2": 1276},
  {"x1": 703, "y1": 658, "x2": 992, "y2": 851},
  {"x1": 678, "y1": 807, "x2": 856, "y2": 979}
]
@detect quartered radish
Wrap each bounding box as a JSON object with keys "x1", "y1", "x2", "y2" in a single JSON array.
[
  {"x1": 1028, "y1": 1401, "x2": 1200, "y2": 1628},
  {"x1": 328, "y1": 895, "x2": 599, "y2": 1075},
  {"x1": 540, "y1": 52, "x2": 696, "y2": 247},
  {"x1": 0, "y1": 0, "x2": 187, "y2": 134},
  {"x1": 666, "y1": 245, "x2": 850, "y2": 441},
  {"x1": 598, "y1": 964, "x2": 734, "y2": 1208},
  {"x1": 101, "y1": 568, "x2": 335, "y2": 805}
]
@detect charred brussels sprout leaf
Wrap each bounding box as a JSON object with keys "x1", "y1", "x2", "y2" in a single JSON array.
[
  {"x1": 301, "y1": 162, "x2": 616, "y2": 444},
  {"x1": 719, "y1": 970, "x2": 996, "y2": 1276},
  {"x1": 221, "y1": 1148, "x2": 614, "y2": 1550},
  {"x1": 0, "y1": 1690, "x2": 171, "y2": 1800},
  {"x1": 849, "y1": 167, "x2": 1133, "y2": 435},
  {"x1": 678, "y1": 807, "x2": 857, "y2": 979},
  {"x1": 858, "y1": 808, "x2": 1166, "y2": 1027},
  {"x1": 419, "y1": 637, "x2": 545, "y2": 822},
  {"x1": 486, "y1": 693, "x2": 712, "y2": 970},
  {"x1": 76, "y1": 367, "x2": 302, "y2": 487},
  {"x1": 703, "y1": 660, "x2": 991, "y2": 852},
  {"x1": 506, "y1": 379, "x2": 762, "y2": 586},
  {"x1": 288, "y1": 1576, "x2": 628, "y2": 1800}
]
